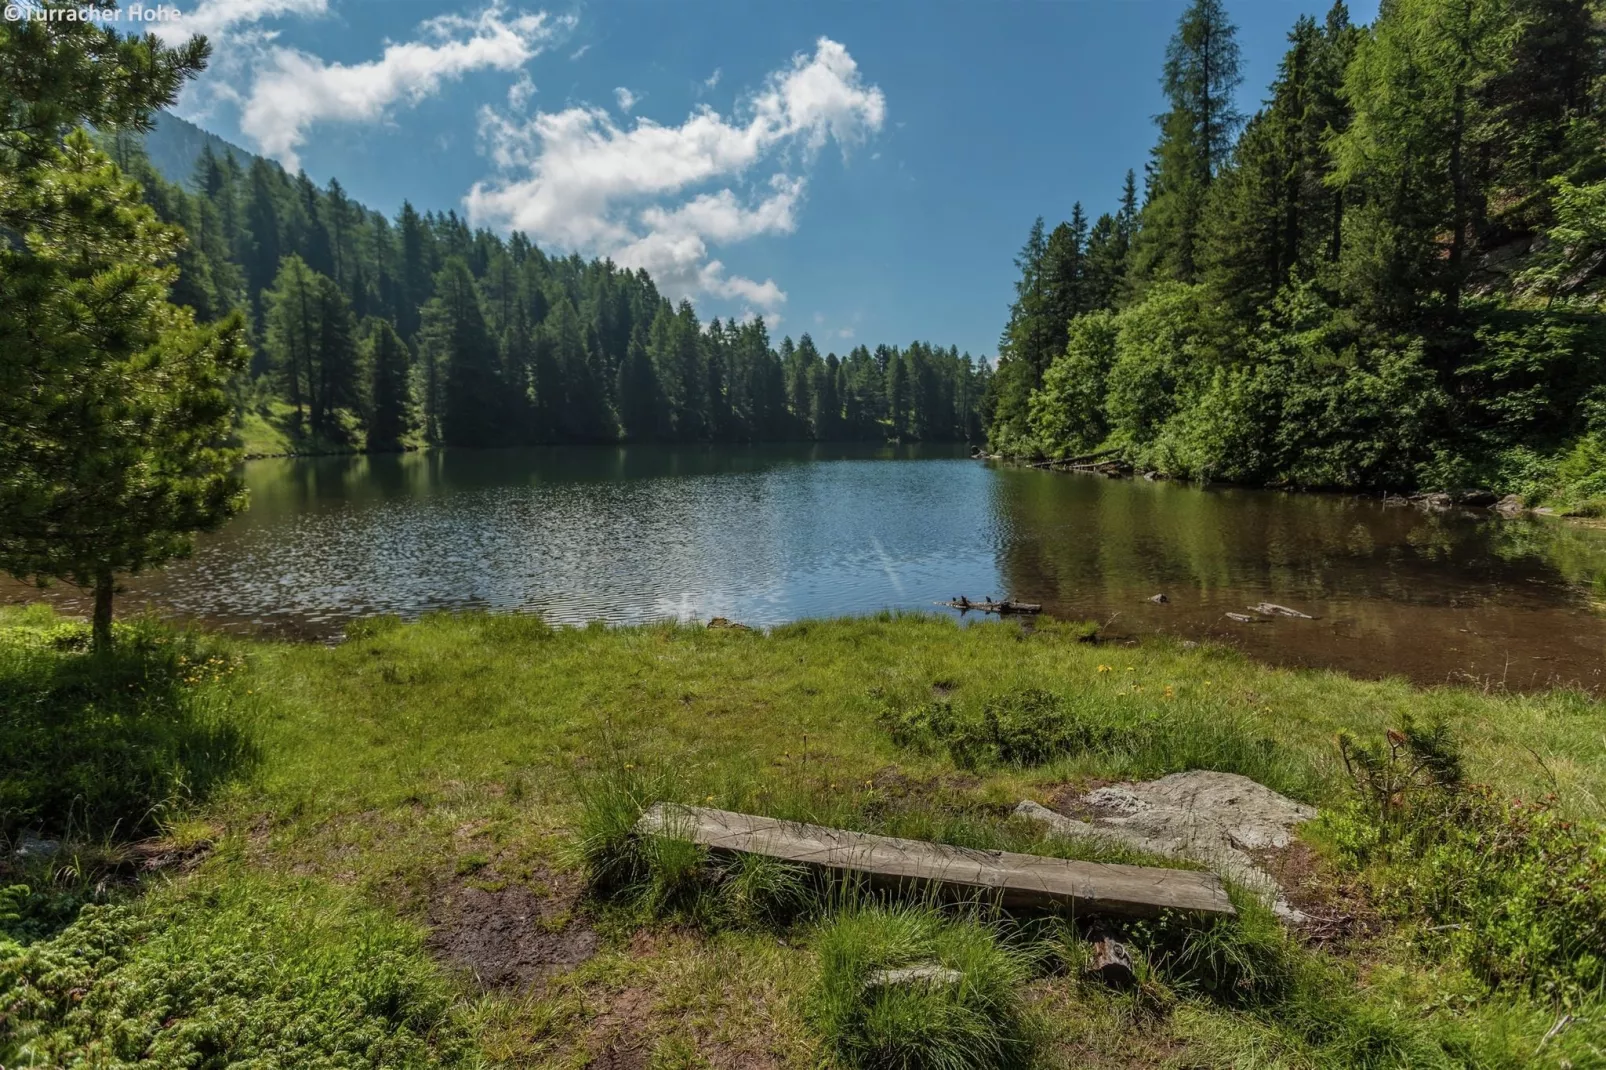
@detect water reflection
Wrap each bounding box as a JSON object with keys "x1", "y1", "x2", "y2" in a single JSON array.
[{"x1": 5, "y1": 447, "x2": 1604, "y2": 691}]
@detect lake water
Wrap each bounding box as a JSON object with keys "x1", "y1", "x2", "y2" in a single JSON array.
[{"x1": 8, "y1": 444, "x2": 1606, "y2": 690}]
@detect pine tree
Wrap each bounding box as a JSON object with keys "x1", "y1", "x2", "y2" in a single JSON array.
[
  {"x1": 365, "y1": 318, "x2": 413, "y2": 450},
  {"x1": 420, "y1": 257, "x2": 501, "y2": 447},
  {"x1": 0, "y1": 8, "x2": 243, "y2": 648},
  {"x1": 263, "y1": 255, "x2": 320, "y2": 429},
  {"x1": 1133, "y1": 0, "x2": 1244, "y2": 282}
]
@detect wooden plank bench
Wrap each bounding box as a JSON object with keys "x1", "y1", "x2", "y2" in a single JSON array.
[{"x1": 636, "y1": 803, "x2": 1234, "y2": 920}]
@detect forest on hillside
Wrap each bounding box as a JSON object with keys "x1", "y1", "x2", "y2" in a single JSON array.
[
  {"x1": 103, "y1": 130, "x2": 988, "y2": 454},
  {"x1": 987, "y1": 0, "x2": 1606, "y2": 509}
]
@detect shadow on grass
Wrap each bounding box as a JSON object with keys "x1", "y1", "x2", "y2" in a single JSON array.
[{"x1": 0, "y1": 618, "x2": 257, "y2": 844}]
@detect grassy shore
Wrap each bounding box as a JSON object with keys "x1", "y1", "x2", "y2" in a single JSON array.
[{"x1": 3, "y1": 604, "x2": 1603, "y2": 1067}]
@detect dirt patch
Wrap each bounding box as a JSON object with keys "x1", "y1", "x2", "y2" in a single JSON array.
[
  {"x1": 584, "y1": 986, "x2": 656, "y2": 1069},
  {"x1": 1246, "y1": 839, "x2": 1381, "y2": 945},
  {"x1": 427, "y1": 869, "x2": 599, "y2": 989}
]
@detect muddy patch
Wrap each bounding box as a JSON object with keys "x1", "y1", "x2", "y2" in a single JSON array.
[
  {"x1": 584, "y1": 985, "x2": 656, "y2": 1069},
  {"x1": 428, "y1": 869, "x2": 599, "y2": 989}
]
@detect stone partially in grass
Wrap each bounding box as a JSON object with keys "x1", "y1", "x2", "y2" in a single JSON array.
[{"x1": 810, "y1": 906, "x2": 1037, "y2": 1070}]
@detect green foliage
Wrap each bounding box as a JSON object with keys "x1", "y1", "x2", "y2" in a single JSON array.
[
  {"x1": 995, "y1": 0, "x2": 1606, "y2": 497},
  {"x1": 0, "y1": 877, "x2": 471, "y2": 1068},
  {"x1": 809, "y1": 906, "x2": 1037, "y2": 1070},
  {"x1": 1332, "y1": 723, "x2": 1606, "y2": 1002},
  {"x1": 0, "y1": 620, "x2": 255, "y2": 840}
]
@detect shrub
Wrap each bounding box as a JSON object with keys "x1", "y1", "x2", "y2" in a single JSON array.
[
  {"x1": 0, "y1": 877, "x2": 470, "y2": 1068},
  {"x1": 1333, "y1": 724, "x2": 1606, "y2": 1001},
  {"x1": 810, "y1": 905, "x2": 1037, "y2": 1070}
]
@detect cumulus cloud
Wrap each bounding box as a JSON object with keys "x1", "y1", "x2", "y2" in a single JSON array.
[
  {"x1": 154, "y1": 0, "x2": 327, "y2": 44},
  {"x1": 237, "y1": 5, "x2": 568, "y2": 169},
  {"x1": 613, "y1": 86, "x2": 638, "y2": 112},
  {"x1": 466, "y1": 37, "x2": 884, "y2": 313}
]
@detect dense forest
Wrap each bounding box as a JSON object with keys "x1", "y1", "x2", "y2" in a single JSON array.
[
  {"x1": 987, "y1": 0, "x2": 1606, "y2": 509},
  {"x1": 104, "y1": 123, "x2": 988, "y2": 453}
]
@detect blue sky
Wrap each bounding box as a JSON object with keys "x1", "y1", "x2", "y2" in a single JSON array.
[{"x1": 166, "y1": 0, "x2": 1380, "y2": 359}]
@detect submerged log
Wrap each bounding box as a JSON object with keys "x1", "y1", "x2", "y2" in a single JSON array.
[
  {"x1": 636, "y1": 803, "x2": 1235, "y2": 919},
  {"x1": 1249, "y1": 602, "x2": 1314, "y2": 619},
  {"x1": 1224, "y1": 612, "x2": 1264, "y2": 623},
  {"x1": 938, "y1": 596, "x2": 1043, "y2": 615}
]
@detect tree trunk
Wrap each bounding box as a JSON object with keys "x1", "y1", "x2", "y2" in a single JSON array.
[{"x1": 92, "y1": 570, "x2": 115, "y2": 651}]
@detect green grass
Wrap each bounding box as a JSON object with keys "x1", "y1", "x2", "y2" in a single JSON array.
[{"x1": 4, "y1": 605, "x2": 1606, "y2": 1067}]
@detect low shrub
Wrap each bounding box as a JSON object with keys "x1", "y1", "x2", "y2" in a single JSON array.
[
  {"x1": 810, "y1": 905, "x2": 1037, "y2": 1070},
  {"x1": 1332, "y1": 723, "x2": 1606, "y2": 1002},
  {"x1": 0, "y1": 876, "x2": 470, "y2": 1068}
]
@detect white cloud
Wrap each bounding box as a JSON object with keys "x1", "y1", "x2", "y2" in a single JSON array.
[
  {"x1": 613, "y1": 86, "x2": 638, "y2": 112},
  {"x1": 569, "y1": 43, "x2": 590, "y2": 60},
  {"x1": 703, "y1": 68, "x2": 721, "y2": 90},
  {"x1": 507, "y1": 71, "x2": 536, "y2": 110},
  {"x1": 155, "y1": 0, "x2": 326, "y2": 44},
  {"x1": 237, "y1": 5, "x2": 568, "y2": 169},
  {"x1": 466, "y1": 37, "x2": 885, "y2": 313}
]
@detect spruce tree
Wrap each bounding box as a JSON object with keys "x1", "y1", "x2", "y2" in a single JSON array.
[
  {"x1": 365, "y1": 319, "x2": 413, "y2": 450},
  {"x1": 0, "y1": 6, "x2": 244, "y2": 648}
]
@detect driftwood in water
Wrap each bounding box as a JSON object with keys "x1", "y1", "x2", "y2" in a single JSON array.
[
  {"x1": 1224, "y1": 612, "x2": 1264, "y2": 623},
  {"x1": 636, "y1": 803, "x2": 1235, "y2": 919},
  {"x1": 1250, "y1": 602, "x2": 1314, "y2": 619},
  {"x1": 939, "y1": 596, "x2": 1043, "y2": 615}
]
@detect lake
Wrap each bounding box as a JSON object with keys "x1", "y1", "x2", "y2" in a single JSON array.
[{"x1": 8, "y1": 444, "x2": 1606, "y2": 690}]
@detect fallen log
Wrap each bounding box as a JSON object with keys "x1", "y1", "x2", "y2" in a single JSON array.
[
  {"x1": 636, "y1": 803, "x2": 1235, "y2": 919},
  {"x1": 937, "y1": 596, "x2": 1043, "y2": 615},
  {"x1": 1249, "y1": 602, "x2": 1314, "y2": 619},
  {"x1": 1224, "y1": 612, "x2": 1264, "y2": 623}
]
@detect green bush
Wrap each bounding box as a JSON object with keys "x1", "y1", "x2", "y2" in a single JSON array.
[
  {"x1": 0, "y1": 619, "x2": 256, "y2": 841},
  {"x1": 0, "y1": 877, "x2": 470, "y2": 1068},
  {"x1": 1332, "y1": 724, "x2": 1606, "y2": 1002},
  {"x1": 810, "y1": 905, "x2": 1037, "y2": 1070}
]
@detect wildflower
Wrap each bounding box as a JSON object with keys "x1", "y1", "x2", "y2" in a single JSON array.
[
  {"x1": 1097, "y1": 665, "x2": 1111, "y2": 673},
  {"x1": 1163, "y1": 686, "x2": 1175, "y2": 699}
]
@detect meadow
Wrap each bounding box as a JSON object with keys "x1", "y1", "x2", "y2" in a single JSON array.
[{"x1": 3, "y1": 603, "x2": 1604, "y2": 1068}]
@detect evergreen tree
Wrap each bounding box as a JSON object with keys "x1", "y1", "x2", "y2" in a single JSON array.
[
  {"x1": 1133, "y1": 0, "x2": 1244, "y2": 282},
  {"x1": 420, "y1": 257, "x2": 501, "y2": 447},
  {"x1": 365, "y1": 318, "x2": 413, "y2": 450},
  {"x1": 0, "y1": 9, "x2": 243, "y2": 648}
]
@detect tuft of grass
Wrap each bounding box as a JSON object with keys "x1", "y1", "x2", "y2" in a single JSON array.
[
  {"x1": 884, "y1": 684, "x2": 1321, "y2": 801},
  {"x1": 810, "y1": 904, "x2": 1038, "y2": 1070}
]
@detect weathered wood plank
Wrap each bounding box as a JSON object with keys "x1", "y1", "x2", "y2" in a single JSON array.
[{"x1": 636, "y1": 803, "x2": 1235, "y2": 920}]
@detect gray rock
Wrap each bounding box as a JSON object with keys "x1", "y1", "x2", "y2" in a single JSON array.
[
  {"x1": 1494, "y1": 494, "x2": 1526, "y2": 518},
  {"x1": 15, "y1": 837, "x2": 61, "y2": 860},
  {"x1": 865, "y1": 964, "x2": 963, "y2": 989},
  {"x1": 1015, "y1": 771, "x2": 1318, "y2": 923},
  {"x1": 1148, "y1": 593, "x2": 1169, "y2": 604}
]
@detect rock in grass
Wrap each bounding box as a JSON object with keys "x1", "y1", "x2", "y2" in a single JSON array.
[
  {"x1": 14, "y1": 836, "x2": 61, "y2": 860},
  {"x1": 1147, "y1": 593, "x2": 1169, "y2": 604},
  {"x1": 1014, "y1": 771, "x2": 1318, "y2": 923},
  {"x1": 864, "y1": 964, "x2": 964, "y2": 989},
  {"x1": 1086, "y1": 932, "x2": 1136, "y2": 989}
]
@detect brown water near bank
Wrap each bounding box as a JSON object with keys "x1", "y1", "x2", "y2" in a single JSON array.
[
  {"x1": 4, "y1": 445, "x2": 1603, "y2": 693},
  {"x1": 991, "y1": 467, "x2": 1606, "y2": 692}
]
